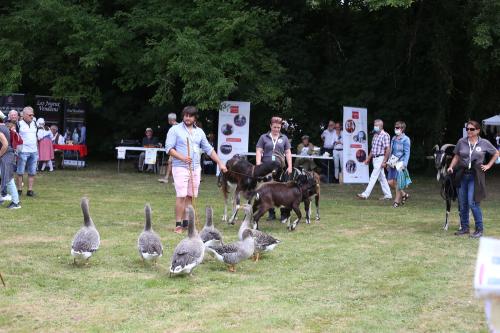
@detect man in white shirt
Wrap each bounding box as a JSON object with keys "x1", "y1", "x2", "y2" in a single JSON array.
[
  {"x1": 320, "y1": 120, "x2": 336, "y2": 183},
  {"x1": 16, "y1": 107, "x2": 38, "y2": 197},
  {"x1": 332, "y1": 122, "x2": 343, "y2": 182}
]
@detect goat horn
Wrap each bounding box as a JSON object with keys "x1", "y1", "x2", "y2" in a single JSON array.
[{"x1": 432, "y1": 144, "x2": 439, "y2": 152}]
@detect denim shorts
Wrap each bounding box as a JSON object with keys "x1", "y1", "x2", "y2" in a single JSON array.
[
  {"x1": 387, "y1": 167, "x2": 398, "y2": 180},
  {"x1": 17, "y1": 151, "x2": 38, "y2": 176}
]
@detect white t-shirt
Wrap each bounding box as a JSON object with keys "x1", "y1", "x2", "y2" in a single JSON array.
[
  {"x1": 18, "y1": 119, "x2": 38, "y2": 153},
  {"x1": 321, "y1": 129, "x2": 336, "y2": 149}
]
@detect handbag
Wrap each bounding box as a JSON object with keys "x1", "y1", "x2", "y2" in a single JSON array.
[{"x1": 387, "y1": 154, "x2": 400, "y2": 168}]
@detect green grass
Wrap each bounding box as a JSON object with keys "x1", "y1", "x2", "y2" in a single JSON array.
[{"x1": 1, "y1": 163, "x2": 499, "y2": 332}]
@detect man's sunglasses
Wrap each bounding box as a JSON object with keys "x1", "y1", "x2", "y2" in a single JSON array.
[
  {"x1": 466, "y1": 127, "x2": 477, "y2": 131},
  {"x1": 26, "y1": 114, "x2": 34, "y2": 117}
]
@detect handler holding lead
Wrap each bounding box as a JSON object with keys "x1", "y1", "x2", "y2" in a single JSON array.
[{"x1": 165, "y1": 106, "x2": 227, "y2": 233}]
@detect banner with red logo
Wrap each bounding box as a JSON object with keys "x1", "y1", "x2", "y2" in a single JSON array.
[
  {"x1": 342, "y1": 106, "x2": 369, "y2": 183},
  {"x1": 217, "y1": 101, "x2": 250, "y2": 174}
]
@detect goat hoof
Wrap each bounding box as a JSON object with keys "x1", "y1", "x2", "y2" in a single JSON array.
[{"x1": 306, "y1": 219, "x2": 310, "y2": 224}]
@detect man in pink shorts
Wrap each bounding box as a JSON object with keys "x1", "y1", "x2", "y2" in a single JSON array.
[{"x1": 165, "y1": 106, "x2": 227, "y2": 233}]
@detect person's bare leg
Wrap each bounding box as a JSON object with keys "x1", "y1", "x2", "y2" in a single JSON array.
[
  {"x1": 28, "y1": 176, "x2": 35, "y2": 191},
  {"x1": 175, "y1": 197, "x2": 186, "y2": 221},
  {"x1": 17, "y1": 175, "x2": 23, "y2": 192}
]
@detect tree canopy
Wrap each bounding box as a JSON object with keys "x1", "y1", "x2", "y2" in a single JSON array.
[{"x1": 0, "y1": 0, "x2": 498, "y2": 166}]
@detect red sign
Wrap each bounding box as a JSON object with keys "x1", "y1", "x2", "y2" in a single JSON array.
[
  {"x1": 226, "y1": 138, "x2": 241, "y2": 142},
  {"x1": 352, "y1": 111, "x2": 359, "y2": 119},
  {"x1": 230, "y1": 106, "x2": 239, "y2": 113},
  {"x1": 350, "y1": 144, "x2": 362, "y2": 148}
]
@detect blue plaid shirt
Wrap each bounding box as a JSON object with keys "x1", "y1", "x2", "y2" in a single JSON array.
[
  {"x1": 371, "y1": 130, "x2": 390, "y2": 156},
  {"x1": 165, "y1": 122, "x2": 214, "y2": 169}
]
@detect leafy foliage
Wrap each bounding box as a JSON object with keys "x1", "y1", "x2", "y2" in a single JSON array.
[{"x1": 0, "y1": 0, "x2": 498, "y2": 166}]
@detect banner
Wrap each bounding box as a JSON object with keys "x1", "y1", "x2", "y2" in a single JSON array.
[
  {"x1": 342, "y1": 106, "x2": 369, "y2": 183},
  {"x1": 35, "y1": 96, "x2": 63, "y2": 126},
  {"x1": 64, "y1": 101, "x2": 86, "y2": 144},
  {"x1": 0, "y1": 93, "x2": 25, "y2": 113},
  {"x1": 217, "y1": 101, "x2": 251, "y2": 174}
]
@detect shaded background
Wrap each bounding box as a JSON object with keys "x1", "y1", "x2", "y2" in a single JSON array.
[{"x1": 0, "y1": 0, "x2": 499, "y2": 170}]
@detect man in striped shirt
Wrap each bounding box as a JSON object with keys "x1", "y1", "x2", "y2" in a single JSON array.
[{"x1": 357, "y1": 119, "x2": 392, "y2": 200}]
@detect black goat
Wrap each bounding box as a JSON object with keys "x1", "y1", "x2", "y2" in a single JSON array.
[
  {"x1": 218, "y1": 154, "x2": 282, "y2": 224},
  {"x1": 433, "y1": 144, "x2": 459, "y2": 230}
]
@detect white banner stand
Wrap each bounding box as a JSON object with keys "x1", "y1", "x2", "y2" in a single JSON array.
[{"x1": 342, "y1": 106, "x2": 369, "y2": 183}]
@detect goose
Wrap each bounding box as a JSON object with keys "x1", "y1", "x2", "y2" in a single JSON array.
[
  {"x1": 137, "y1": 204, "x2": 163, "y2": 265},
  {"x1": 238, "y1": 204, "x2": 281, "y2": 262},
  {"x1": 199, "y1": 206, "x2": 223, "y2": 247},
  {"x1": 170, "y1": 205, "x2": 205, "y2": 275},
  {"x1": 206, "y1": 229, "x2": 255, "y2": 272},
  {"x1": 71, "y1": 197, "x2": 100, "y2": 265}
]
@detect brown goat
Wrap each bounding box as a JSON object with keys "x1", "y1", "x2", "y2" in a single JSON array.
[{"x1": 251, "y1": 174, "x2": 316, "y2": 231}]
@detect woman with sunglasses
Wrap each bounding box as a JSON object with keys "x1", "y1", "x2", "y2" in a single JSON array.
[
  {"x1": 447, "y1": 120, "x2": 499, "y2": 238},
  {"x1": 387, "y1": 121, "x2": 411, "y2": 207}
]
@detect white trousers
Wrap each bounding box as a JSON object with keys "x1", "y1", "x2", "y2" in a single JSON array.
[
  {"x1": 333, "y1": 150, "x2": 343, "y2": 180},
  {"x1": 361, "y1": 156, "x2": 392, "y2": 198}
]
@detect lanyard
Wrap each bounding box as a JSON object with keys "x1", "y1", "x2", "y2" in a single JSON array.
[
  {"x1": 468, "y1": 139, "x2": 478, "y2": 169},
  {"x1": 271, "y1": 135, "x2": 279, "y2": 151},
  {"x1": 270, "y1": 134, "x2": 279, "y2": 161}
]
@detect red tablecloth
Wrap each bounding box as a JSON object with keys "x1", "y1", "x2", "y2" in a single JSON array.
[{"x1": 53, "y1": 144, "x2": 88, "y2": 158}]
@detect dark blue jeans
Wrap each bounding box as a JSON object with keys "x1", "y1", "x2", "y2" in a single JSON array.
[{"x1": 458, "y1": 173, "x2": 483, "y2": 231}]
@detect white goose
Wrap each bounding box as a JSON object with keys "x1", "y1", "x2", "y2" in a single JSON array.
[
  {"x1": 137, "y1": 204, "x2": 163, "y2": 265},
  {"x1": 238, "y1": 204, "x2": 280, "y2": 262},
  {"x1": 71, "y1": 197, "x2": 100, "y2": 265},
  {"x1": 170, "y1": 205, "x2": 205, "y2": 275},
  {"x1": 199, "y1": 206, "x2": 223, "y2": 247}
]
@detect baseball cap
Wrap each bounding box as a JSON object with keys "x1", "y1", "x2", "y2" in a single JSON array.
[
  {"x1": 145, "y1": 127, "x2": 153, "y2": 132},
  {"x1": 0, "y1": 111, "x2": 5, "y2": 120}
]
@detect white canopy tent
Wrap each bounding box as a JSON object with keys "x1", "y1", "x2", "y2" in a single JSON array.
[{"x1": 483, "y1": 115, "x2": 500, "y2": 126}]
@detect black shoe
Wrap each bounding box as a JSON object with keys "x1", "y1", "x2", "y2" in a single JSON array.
[
  {"x1": 18, "y1": 190, "x2": 22, "y2": 196},
  {"x1": 470, "y1": 230, "x2": 483, "y2": 239},
  {"x1": 26, "y1": 190, "x2": 35, "y2": 197},
  {"x1": 7, "y1": 202, "x2": 21, "y2": 209},
  {"x1": 454, "y1": 229, "x2": 470, "y2": 236}
]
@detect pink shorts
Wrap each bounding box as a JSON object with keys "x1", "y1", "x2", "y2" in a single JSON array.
[{"x1": 172, "y1": 167, "x2": 202, "y2": 198}]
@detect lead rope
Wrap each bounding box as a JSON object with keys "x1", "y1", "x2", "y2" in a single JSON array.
[{"x1": 186, "y1": 137, "x2": 198, "y2": 227}]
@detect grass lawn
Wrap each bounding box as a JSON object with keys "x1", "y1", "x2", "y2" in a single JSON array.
[{"x1": 1, "y1": 163, "x2": 499, "y2": 332}]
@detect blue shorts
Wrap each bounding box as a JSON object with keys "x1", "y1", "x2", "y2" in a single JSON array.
[
  {"x1": 17, "y1": 151, "x2": 38, "y2": 176},
  {"x1": 387, "y1": 167, "x2": 398, "y2": 180}
]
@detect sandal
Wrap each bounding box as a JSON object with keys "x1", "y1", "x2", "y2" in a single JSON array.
[
  {"x1": 392, "y1": 202, "x2": 400, "y2": 208},
  {"x1": 401, "y1": 193, "x2": 410, "y2": 205}
]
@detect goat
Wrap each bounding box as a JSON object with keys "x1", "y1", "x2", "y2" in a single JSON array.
[
  {"x1": 274, "y1": 167, "x2": 321, "y2": 224},
  {"x1": 433, "y1": 144, "x2": 459, "y2": 230},
  {"x1": 251, "y1": 174, "x2": 317, "y2": 231},
  {"x1": 218, "y1": 154, "x2": 282, "y2": 224}
]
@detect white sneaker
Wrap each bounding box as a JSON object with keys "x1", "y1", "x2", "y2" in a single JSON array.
[
  {"x1": 1, "y1": 194, "x2": 12, "y2": 202},
  {"x1": 356, "y1": 193, "x2": 367, "y2": 200}
]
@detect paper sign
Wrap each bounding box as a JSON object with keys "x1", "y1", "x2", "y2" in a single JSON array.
[
  {"x1": 474, "y1": 237, "x2": 500, "y2": 298},
  {"x1": 145, "y1": 149, "x2": 157, "y2": 165},
  {"x1": 117, "y1": 147, "x2": 126, "y2": 160}
]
